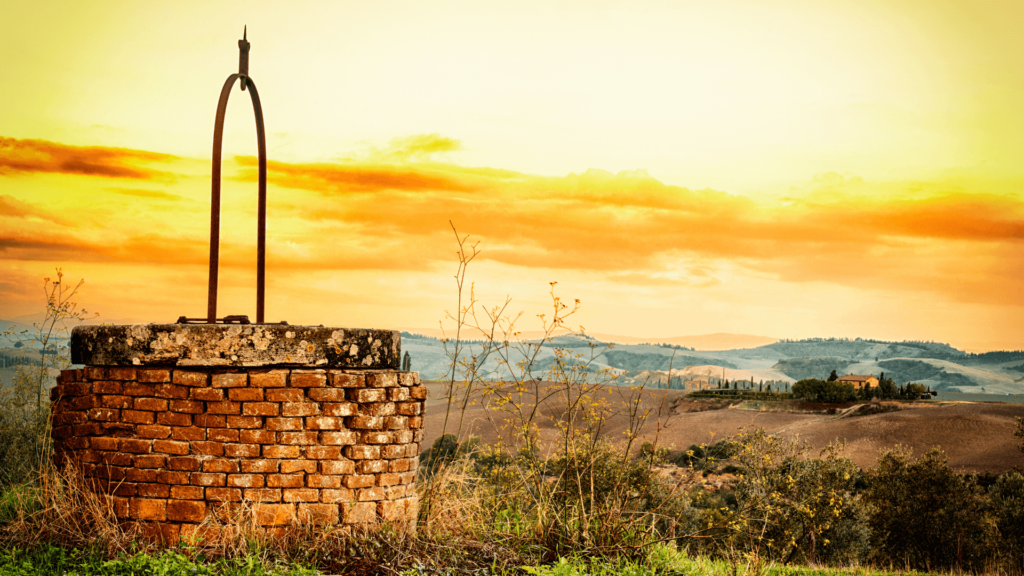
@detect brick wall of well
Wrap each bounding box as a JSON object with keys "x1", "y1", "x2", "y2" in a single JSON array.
[{"x1": 50, "y1": 366, "x2": 424, "y2": 542}]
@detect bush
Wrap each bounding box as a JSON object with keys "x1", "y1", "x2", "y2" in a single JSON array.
[
  {"x1": 990, "y1": 470, "x2": 1024, "y2": 569},
  {"x1": 863, "y1": 447, "x2": 995, "y2": 572},
  {"x1": 791, "y1": 378, "x2": 856, "y2": 403}
]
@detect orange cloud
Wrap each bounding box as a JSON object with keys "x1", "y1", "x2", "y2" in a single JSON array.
[
  {"x1": 0, "y1": 136, "x2": 176, "y2": 179},
  {"x1": 0, "y1": 194, "x2": 73, "y2": 226}
]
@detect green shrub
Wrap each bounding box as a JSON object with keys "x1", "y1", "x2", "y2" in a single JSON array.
[
  {"x1": 791, "y1": 378, "x2": 856, "y2": 403},
  {"x1": 990, "y1": 470, "x2": 1024, "y2": 569},
  {"x1": 863, "y1": 447, "x2": 995, "y2": 572}
]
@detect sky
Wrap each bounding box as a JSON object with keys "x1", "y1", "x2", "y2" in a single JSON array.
[{"x1": 1, "y1": 0, "x2": 1022, "y2": 352}]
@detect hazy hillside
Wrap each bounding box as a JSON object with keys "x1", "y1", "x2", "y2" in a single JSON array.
[{"x1": 401, "y1": 332, "x2": 1024, "y2": 395}]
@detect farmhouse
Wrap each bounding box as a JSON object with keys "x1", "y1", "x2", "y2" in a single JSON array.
[{"x1": 837, "y1": 374, "x2": 879, "y2": 387}]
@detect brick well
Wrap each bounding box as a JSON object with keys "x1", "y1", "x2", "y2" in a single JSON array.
[{"x1": 54, "y1": 324, "x2": 423, "y2": 542}]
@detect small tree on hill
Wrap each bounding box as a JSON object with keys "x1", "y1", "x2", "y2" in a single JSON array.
[{"x1": 828, "y1": 369, "x2": 839, "y2": 382}]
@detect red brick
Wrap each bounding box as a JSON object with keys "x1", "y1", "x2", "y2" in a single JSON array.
[
  {"x1": 250, "y1": 370, "x2": 287, "y2": 388},
  {"x1": 344, "y1": 474, "x2": 376, "y2": 489},
  {"x1": 155, "y1": 384, "x2": 189, "y2": 399},
  {"x1": 344, "y1": 445, "x2": 380, "y2": 460},
  {"x1": 283, "y1": 488, "x2": 318, "y2": 502},
  {"x1": 169, "y1": 399, "x2": 203, "y2": 414},
  {"x1": 389, "y1": 457, "x2": 415, "y2": 472},
  {"x1": 193, "y1": 414, "x2": 226, "y2": 427},
  {"x1": 137, "y1": 425, "x2": 172, "y2": 439},
  {"x1": 171, "y1": 426, "x2": 205, "y2": 441},
  {"x1": 190, "y1": 388, "x2": 224, "y2": 401},
  {"x1": 385, "y1": 416, "x2": 409, "y2": 430},
  {"x1": 342, "y1": 501, "x2": 376, "y2": 523},
  {"x1": 307, "y1": 388, "x2": 346, "y2": 402},
  {"x1": 346, "y1": 416, "x2": 384, "y2": 430},
  {"x1": 241, "y1": 459, "x2": 278, "y2": 473},
  {"x1": 121, "y1": 410, "x2": 155, "y2": 425},
  {"x1": 356, "y1": 460, "x2": 386, "y2": 474},
  {"x1": 298, "y1": 503, "x2": 339, "y2": 524},
  {"x1": 281, "y1": 402, "x2": 319, "y2": 417},
  {"x1": 71, "y1": 396, "x2": 100, "y2": 410},
  {"x1": 192, "y1": 472, "x2": 226, "y2": 487},
  {"x1": 323, "y1": 403, "x2": 356, "y2": 418},
  {"x1": 241, "y1": 402, "x2": 278, "y2": 416},
  {"x1": 203, "y1": 459, "x2": 239, "y2": 473},
  {"x1": 240, "y1": 429, "x2": 276, "y2": 444},
  {"x1": 382, "y1": 445, "x2": 410, "y2": 459},
  {"x1": 280, "y1": 460, "x2": 317, "y2": 474},
  {"x1": 378, "y1": 499, "x2": 409, "y2": 523},
  {"x1": 227, "y1": 474, "x2": 265, "y2": 488},
  {"x1": 266, "y1": 418, "x2": 302, "y2": 431},
  {"x1": 95, "y1": 462, "x2": 128, "y2": 478},
  {"x1": 389, "y1": 387, "x2": 411, "y2": 401},
  {"x1": 280, "y1": 431, "x2": 318, "y2": 445},
  {"x1": 87, "y1": 407, "x2": 120, "y2": 422},
  {"x1": 229, "y1": 388, "x2": 263, "y2": 401},
  {"x1": 321, "y1": 488, "x2": 355, "y2": 503},
  {"x1": 74, "y1": 423, "x2": 103, "y2": 436},
  {"x1": 263, "y1": 445, "x2": 300, "y2": 459},
  {"x1": 244, "y1": 488, "x2": 282, "y2": 502},
  {"x1": 320, "y1": 460, "x2": 355, "y2": 475},
  {"x1": 398, "y1": 471, "x2": 416, "y2": 484},
  {"x1": 171, "y1": 485, "x2": 204, "y2": 499},
  {"x1": 399, "y1": 372, "x2": 420, "y2": 386},
  {"x1": 173, "y1": 371, "x2": 209, "y2": 387},
  {"x1": 108, "y1": 367, "x2": 137, "y2": 381},
  {"x1": 361, "y1": 431, "x2": 392, "y2": 445},
  {"x1": 396, "y1": 402, "x2": 421, "y2": 416},
  {"x1": 119, "y1": 439, "x2": 152, "y2": 453},
  {"x1": 206, "y1": 401, "x2": 240, "y2": 415},
  {"x1": 130, "y1": 498, "x2": 167, "y2": 521},
  {"x1": 210, "y1": 373, "x2": 246, "y2": 388},
  {"x1": 167, "y1": 500, "x2": 206, "y2": 522},
  {"x1": 168, "y1": 456, "x2": 202, "y2": 471},
  {"x1": 307, "y1": 474, "x2": 341, "y2": 488},
  {"x1": 122, "y1": 382, "x2": 157, "y2": 396},
  {"x1": 265, "y1": 388, "x2": 303, "y2": 402},
  {"x1": 134, "y1": 454, "x2": 167, "y2": 469},
  {"x1": 349, "y1": 388, "x2": 386, "y2": 403},
  {"x1": 192, "y1": 441, "x2": 224, "y2": 456},
  {"x1": 290, "y1": 371, "x2": 326, "y2": 388},
  {"x1": 137, "y1": 369, "x2": 171, "y2": 383},
  {"x1": 139, "y1": 521, "x2": 180, "y2": 545},
  {"x1": 408, "y1": 416, "x2": 423, "y2": 429},
  {"x1": 91, "y1": 437, "x2": 119, "y2": 451},
  {"x1": 357, "y1": 487, "x2": 386, "y2": 501},
  {"x1": 84, "y1": 367, "x2": 108, "y2": 380},
  {"x1": 267, "y1": 474, "x2": 304, "y2": 488},
  {"x1": 331, "y1": 372, "x2": 365, "y2": 388},
  {"x1": 366, "y1": 373, "x2": 398, "y2": 388},
  {"x1": 111, "y1": 496, "x2": 131, "y2": 518},
  {"x1": 206, "y1": 488, "x2": 242, "y2": 502},
  {"x1": 225, "y1": 416, "x2": 263, "y2": 429},
  {"x1": 133, "y1": 397, "x2": 168, "y2": 411},
  {"x1": 208, "y1": 428, "x2": 240, "y2": 442},
  {"x1": 254, "y1": 503, "x2": 294, "y2": 525},
  {"x1": 157, "y1": 470, "x2": 191, "y2": 485},
  {"x1": 225, "y1": 443, "x2": 260, "y2": 458},
  {"x1": 137, "y1": 482, "x2": 171, "y2": 498},
  {"x1": 378, "y1": 473, "x2": 402, "y2": 487},
  {"x1": 306, "y1": 446, "x2": 342, "y2": 460},
  {"x1": 408, "y1": 386, "x2": 427, "y2": 400},
  {"x1": 394, "y1": 430, "x2": 415, "y2": 444},
  {"x1": 157, "y1": 412, "x2": 192, "y2": 427},
  {"x1": 126, "y1": 468, "x2": 158, "y2": 483},
  {"x1": 386, "y1": 484, "x2": 410, "y2": 499},
  {"x1": 306, "y1": 416, "x2": 343, "y2": 430},
  {"x1": 92, "y1": 381, "x2": 122, "y2": 394}
]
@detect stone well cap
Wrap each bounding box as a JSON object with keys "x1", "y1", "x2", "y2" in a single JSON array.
[{"x1": 71, "y1": 324, "x2": 400, "y2": 369}]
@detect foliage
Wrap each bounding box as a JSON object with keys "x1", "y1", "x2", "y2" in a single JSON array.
[
  {"x1": 989, "y1": 471, "x2": 1024, "y2": 567},
  {"x1": 791, "y1": 379, "x2": 856, "y2": 403},
  {"x1": 863, "y1": 447, "x2": 995, "y2": 572}
]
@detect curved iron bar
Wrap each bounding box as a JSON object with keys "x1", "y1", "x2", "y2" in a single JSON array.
[{"x1": 207, "y1": 35, "x2": 268, "y2": 324}]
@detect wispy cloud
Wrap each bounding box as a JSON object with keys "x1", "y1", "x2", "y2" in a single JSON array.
[{"x1": 0, "y1": 137, "x2": 177, "y2": 179}]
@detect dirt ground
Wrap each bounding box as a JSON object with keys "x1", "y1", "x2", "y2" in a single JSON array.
[{"x1": 422, "y1": 381, "x2": 1024, "y2": 473}]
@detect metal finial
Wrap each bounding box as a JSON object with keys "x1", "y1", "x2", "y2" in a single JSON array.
[{"x1": 238, "y1": 26, "x2": 250, "y2": 87}]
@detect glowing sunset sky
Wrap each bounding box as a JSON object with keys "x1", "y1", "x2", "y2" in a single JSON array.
[{"x1": 1, "y1": 1, "x2": 1022, "y2": 351}]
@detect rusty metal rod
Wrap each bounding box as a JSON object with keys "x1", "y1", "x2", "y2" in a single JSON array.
[{"x1": 207, "y1": 73, "x2": 268, "y2": 324}]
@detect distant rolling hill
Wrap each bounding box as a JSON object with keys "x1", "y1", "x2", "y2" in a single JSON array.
[{"x1": 401, "y1": 332, "x2": 1024, "y2": 396}]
